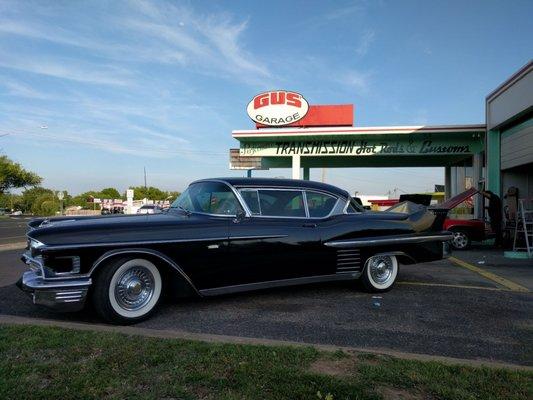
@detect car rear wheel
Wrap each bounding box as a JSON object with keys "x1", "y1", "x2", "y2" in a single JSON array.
[
  {"x1": 451, "y1": 230, "x2": 470, "y2": 250},
  {"x1": 361, "y1": 255, "x2": 398, "y2": 292},
  {"x1": 92, "y1": 257, "x2": 162, "y2": 324}
]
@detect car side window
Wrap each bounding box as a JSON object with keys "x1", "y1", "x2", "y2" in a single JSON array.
[
  {"x1": 239, "y1": 189, "x2": 261, "y2": 215},
  {"x1": 173, "y1": 182, "x2": 241, "y2": 215},
  {"x1": 257, "y1": 190, "x2": 306, "y2": 217},
  {"x1": 346, "y1": 198, "x2": 365, "y2": 213},
  {"x1": 306, "y1": 191, "x2": 337, "y2": 218}
]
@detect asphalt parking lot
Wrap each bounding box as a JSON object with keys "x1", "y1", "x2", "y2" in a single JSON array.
[
  {"x1": 0, "y1": 216, "x2": 28, "y2": 246},
  {"x1": 0, "y1": 216, "x2": 531, "y2": 366}
]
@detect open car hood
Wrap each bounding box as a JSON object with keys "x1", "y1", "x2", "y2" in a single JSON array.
[{"x1": 430, "y1": 187, "x2": 478, "y2": 211}]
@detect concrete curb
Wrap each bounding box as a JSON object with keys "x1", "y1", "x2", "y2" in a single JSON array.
[
  {"x1": 0, "y1": 242, "x2": 26, "y2": 252},
  {"x1": 0, "y1": 314, "x2": 530, "y2": 371}
]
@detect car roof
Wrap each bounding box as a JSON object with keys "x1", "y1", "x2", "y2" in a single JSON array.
[{"x1": 192, "y1": 177, "x2": 350, "y2": 198}]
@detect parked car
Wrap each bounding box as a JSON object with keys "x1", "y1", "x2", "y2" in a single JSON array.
[
  {"x1": 444, "y1": 218, "x2": 490, "y2": 250},
  {"x1": 18, "y1": 178, "x2": 453, "y2": 324},
  {"x1": 388, "y1": 188, "x2": 491, "y2": 250},
  {"x1": 440, "y1": 188, "x2": 494, "y2": 250},
  {"x1": 137, "y1": 204, "x2": 163, "y2": 214}
]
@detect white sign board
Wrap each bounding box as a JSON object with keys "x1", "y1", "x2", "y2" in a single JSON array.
[{"x1": 246, "y1": 90, "x2": 309, "y2": 126}]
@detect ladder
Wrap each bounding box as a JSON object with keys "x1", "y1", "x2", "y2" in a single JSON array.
[{"x1": 513, "y1": 199, "x2": 533, "y2": 257}]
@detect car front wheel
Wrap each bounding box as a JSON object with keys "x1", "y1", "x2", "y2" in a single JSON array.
[
  {"x1": 92, "y1": 257, "x2": 162, "y2": 324},
  {"x1": 361, "y1": 255, "x2": 398, "y2": 292},
  {"x1": 451, "y1": 230, "x2": 470, "y2": 250}
]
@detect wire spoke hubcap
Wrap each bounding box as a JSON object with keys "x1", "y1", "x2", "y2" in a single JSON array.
[
  {"x1": 369, "y1": 256, "x2": 394, "y2": 284},
  {"x1": 115, "y1": 266, "x2": 155, "y2": 311}
]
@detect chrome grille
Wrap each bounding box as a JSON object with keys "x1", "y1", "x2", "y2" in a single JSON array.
[{"x1": 336, "y1": 248, "x2": 361, "y2": 273}]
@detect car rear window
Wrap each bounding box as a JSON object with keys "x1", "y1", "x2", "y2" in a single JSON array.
[{"x1": 306, "y1": 191, "x2": 337, "y2": 217}]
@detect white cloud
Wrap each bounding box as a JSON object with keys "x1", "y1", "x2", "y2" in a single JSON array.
[
  {"x1": 356, "y1": 30, "x2": 375, "y2": 56},
  {"x1": 338, "y1": 69, "x2": 372, "y2": 92},
  {"x1": 0, "y1": 53, "x2": 133, "y2": 86},
  {"x1": 1, "y1": 80, "x2": 54, "y2": 100},
  {"x1": 120, "y1": 1, "x2": 271, "y2": 83}
]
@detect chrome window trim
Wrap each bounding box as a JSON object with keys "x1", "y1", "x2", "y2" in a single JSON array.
[
  {"x1": 343, "y1": 198, "x2": 363, "y2": 214},
  {"x1": 237, "y1": 188, "x2": 262, "y2": 215},
  {"x1": 172, "y1": 179, "x2": 251, "y2": 218},
  {"x1": 304, "y1": 190, "x2": 339, "y2": 218},
  {"x1": 302, "y1": 190, "x2": 310, "y2": 218},
  {"x1": 236, "y1": 186, "x2": 341, "y2": 220},
  {"x1": 233, "y1": 184, "x2": 341, "y2": 199}
]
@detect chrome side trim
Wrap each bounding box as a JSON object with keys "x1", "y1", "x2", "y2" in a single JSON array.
[
  {"x1": 228, "y1": 235, "x2": 288, "y2": 240},
  {"x1": 89, "y1": 248, "x2": 200, "y2": 295},
  {"x1": 199, "y1": 273, "x2": 361, "y2": 296},
  {"x1": 325, "y1": 233, "x2": 454, "y2": 248},
  {"x1": 36, "y1": 234, "x2": 289, "y2": 251}
]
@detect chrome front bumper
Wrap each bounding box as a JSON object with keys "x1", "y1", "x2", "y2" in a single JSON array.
[{"x1": 17, "y1": 254, "x2": 92, "y2": 312}]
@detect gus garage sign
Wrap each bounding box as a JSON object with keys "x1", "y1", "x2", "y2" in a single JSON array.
[{"x1": 246, "y1": 90, "x2": 309, "y2": 126}]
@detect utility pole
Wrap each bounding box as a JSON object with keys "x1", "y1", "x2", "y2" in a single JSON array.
[{"x1": 144, "y1": 167, "x2": 147, "y2": 189}]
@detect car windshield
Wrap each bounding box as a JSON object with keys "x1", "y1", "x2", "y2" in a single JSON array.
[{"x1": 170, "y1": 181, "x2": 242, "y2": 216}]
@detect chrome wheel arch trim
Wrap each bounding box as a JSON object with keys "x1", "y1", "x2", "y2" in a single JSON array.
[
  {"x1": 90, "y1": 248, "x2": 200, "y2": 296},
  {"x1": 372, "y1": 251, "x2": 417, "y2": 264}
]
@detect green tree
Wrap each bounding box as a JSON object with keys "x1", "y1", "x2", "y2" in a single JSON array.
[
  {"x1": 70, "y1": 191, "x2": 101, "y2": 209},
  {"x1": 0, "y1": 155, "x2": 41, "y2": 194},
  {"x1": 99, "y1": 187, "x2": 121, "y2": 199},
  {"x1": 31, "y1": 193, "x2": 59, "y2": 216},
  {"x1": 0, "y1": 193, "x2": 22, "y2": 211},
  {"x1": 129, "y1": 186, "x2": 168, "y2": 201},
  {"x1": 20, "y1": 187, "x2": 54, "y2": 213}
]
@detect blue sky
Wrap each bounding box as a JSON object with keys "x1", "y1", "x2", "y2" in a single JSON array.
[{"x1": 0, "y1": 0, "x2": 531, "y2": 195}]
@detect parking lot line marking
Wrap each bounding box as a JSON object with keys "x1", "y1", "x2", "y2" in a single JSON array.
[
  {"x1": 448, "y1": 256, "x2": 529, "y2": 293},
  {"x1": 397, "y1": 281, "x2": 505, "y2": 291},
  {"x1": 0, "y1": 242, "x2": 26, "y2": 252}
]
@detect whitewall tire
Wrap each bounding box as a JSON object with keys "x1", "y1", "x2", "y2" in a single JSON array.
[
  {"x1": 92, "y1": 257, "x2": 162, "y2": 324},
  {"x1": 361, "y1": 255, "x2": 398, "y2": 292}
]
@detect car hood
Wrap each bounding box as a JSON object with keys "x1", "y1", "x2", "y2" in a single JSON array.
[{"x1": 27, "y1": 211, "x2": 227, "y2": 247}]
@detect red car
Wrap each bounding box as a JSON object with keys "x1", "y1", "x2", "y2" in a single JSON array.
[
  {"x1": 437, "y1": 188, "x2": 493, "y2": 250},
  {"x1": 394, "y1": 188, "x2": 492, "y2": 250},
  {"x1": 444, "y1": 218, "x2": 492, "y2": 250}
]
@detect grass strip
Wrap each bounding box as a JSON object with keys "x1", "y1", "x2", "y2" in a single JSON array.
[{"x1": 0, "y1": 324, "x2": 531, "y2": 400}]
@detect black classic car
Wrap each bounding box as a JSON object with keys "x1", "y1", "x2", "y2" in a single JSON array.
[{"x1": 18, "y1": 178, "x2": 453, "y2": 324}]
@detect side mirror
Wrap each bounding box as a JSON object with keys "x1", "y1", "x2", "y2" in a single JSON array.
[{"x1": 233, "y1": 209, "x2": 246, "y2": 223}]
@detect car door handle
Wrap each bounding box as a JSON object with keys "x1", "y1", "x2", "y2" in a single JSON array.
[{"x1": 302, "y1": 223, "x2": 317, "y2": 228}]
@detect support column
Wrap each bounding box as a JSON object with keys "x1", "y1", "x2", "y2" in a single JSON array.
[
  {"x1": 292, "y1": 155, "x2": 301, "y2": 179},
  {"x1": 444, "y1": 166, "x2": 451, "y2": 200},
  {"x1": 472, "y1": 152, "x2": 483, "y2": 218},
  {"x1": 303, "y1": 167, "x2": 310, "y2": 180},
  {"x1": 450, "y1": 166, "x2": 458, "y2": 197},
  {"x1": 486, "y1": 129, "x2": 501, "y2": 196}
]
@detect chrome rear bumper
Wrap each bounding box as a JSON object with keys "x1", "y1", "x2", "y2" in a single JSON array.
[{"x1": 17, "y1": 270, "x2": 91, "y2": 312}]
